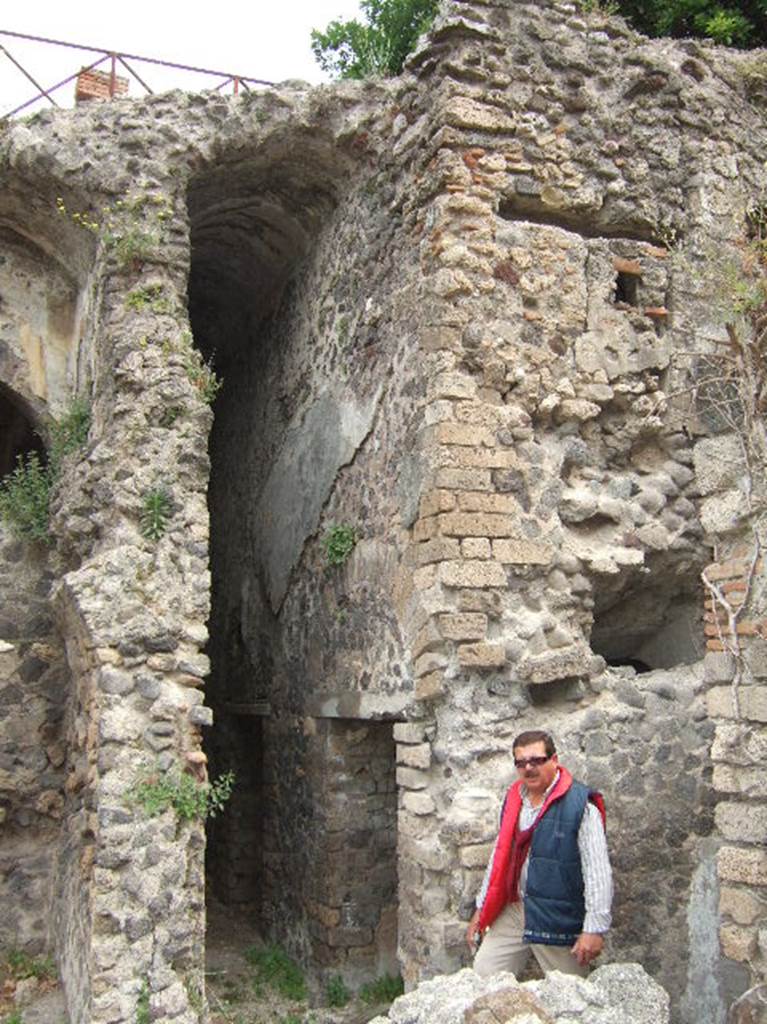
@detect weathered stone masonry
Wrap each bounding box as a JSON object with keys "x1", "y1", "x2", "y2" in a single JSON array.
[{"x1": 0, "y1": 2, "x2": 766, "y2": 1022}]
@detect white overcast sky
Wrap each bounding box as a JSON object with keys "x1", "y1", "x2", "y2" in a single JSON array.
[{"x1": 1, "y1": 0, "x2": 364, "y2": 118}]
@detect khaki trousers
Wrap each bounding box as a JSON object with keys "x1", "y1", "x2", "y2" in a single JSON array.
[{"x1": 473, "y1": 902, "x2": 589, "y2": 979}]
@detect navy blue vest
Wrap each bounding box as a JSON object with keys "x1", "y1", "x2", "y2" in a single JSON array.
[{"x1": 523, "y1": 781, "x2": 589, "y2": 946}]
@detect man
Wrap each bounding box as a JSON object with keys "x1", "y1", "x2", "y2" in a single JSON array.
[{"x1": 465, "y1": 729, "x2": 612, "y2": 978}]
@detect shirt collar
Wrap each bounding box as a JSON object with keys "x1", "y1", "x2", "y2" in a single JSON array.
[{"x1": 521, "y1": 768, "x2": 560, "y2": 807}]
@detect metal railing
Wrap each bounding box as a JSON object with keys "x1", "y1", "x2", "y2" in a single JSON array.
[{"x1": 0, "y1": 29, "x2": 274, "y2": 119}]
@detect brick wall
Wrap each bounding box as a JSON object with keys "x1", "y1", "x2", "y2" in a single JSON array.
[{"x1": 75, "y1": 68, "x2": 128, "y2": 104}]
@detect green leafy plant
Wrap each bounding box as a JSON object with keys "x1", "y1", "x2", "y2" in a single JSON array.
[
  {"x1": 311, "y1": 0, "x2": 438, "y2": 79},
  {"x1": 136, "y1": 979, "x2": 150, "y2": 1024},
  {"x1": 125, "y1": 284, "x2": 174, "y2": 315},
  {"x1": 185, "y1": 978, "x2": 204, "y2": 1015},
  {"x1": 140, "y1": 488, "x2": 172, "y2": 541},
  {"x1": 3, "y1": 1011, "x2": 25, "y2": 1024},
  {"x1": 577, "y1": 0, "x2": 618, "y2": 14},
  {"x1": 322, "y1": 524, "x2": 358, "y2": 566},
  {"x1": 57, "y1": 192, "x2": 170, "y2": 271},
  {"x1": 130, "y1": 766, "x2": 235, "y2": 822},
  {"x1": 108, "y1": 228, "x2": 158, "y2": 270},
  {"x1": 49, "y1": 398, "x2": 91, "y2": 472},
  {"x1": 613, "y1": 0, "x2": 767, "y2": 48},
  {"x1": 359, "y1": 973, "x2": 405, "y2": 1005},
  {"x1": 0, "y1": 453, "x2": 50, "y2": 541},
  {"x1": 0, "y1": 399, "x2": 91, "y2": 542},
  {"x1": 245, "y1": 944, "x2": 307, "y2": 1002},
  {"x1": 183, "y1": 349, "x2": 223, "y2": 404},
  {"x1": 5, "y1": 950, "x2": 56, "y2": 982},
  {"x1": 325, "y1": 974, "x2": 351, "y2": 1008},
  {"x1": 158, "y1": 406, "x2": 184, "y2": 429}
]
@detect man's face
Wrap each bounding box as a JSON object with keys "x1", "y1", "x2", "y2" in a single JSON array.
[{"x1": 513, "y1": 741, "x2": 558, "y2": 798}]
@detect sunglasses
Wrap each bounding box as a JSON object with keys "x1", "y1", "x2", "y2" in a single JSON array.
[{"x1": 514, "y1": 756, "x2": 550, "y2": 769}]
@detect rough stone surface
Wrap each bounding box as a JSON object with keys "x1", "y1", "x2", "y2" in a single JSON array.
[
  {"x1": 367, "y1": 965, "x2": 668, "y2": 1023},
  {"x1": 1, "y1": 1, "x2": 766, "y2": 1022}
]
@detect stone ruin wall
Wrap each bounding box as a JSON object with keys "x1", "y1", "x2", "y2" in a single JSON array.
[{"x1": 0, "y1": 1, "x2": 765, "y2": 1022}]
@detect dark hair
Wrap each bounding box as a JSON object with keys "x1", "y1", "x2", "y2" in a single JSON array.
[{"x1": 512, "y1": 730, "x2": 556, "y2": 757}]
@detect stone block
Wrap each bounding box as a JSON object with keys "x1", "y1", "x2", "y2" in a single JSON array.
[
  {"x1": 188, "y1": 704, "x2": 213, "y2": 727},
  {"x1": 413, "y1": 565, "x2": 439, "y2": 591},
  {"x1": 459, "y1": 843, "x2": 493, "y2": 869},
  {"x1": 718, "y1": 845, "x2": 767, "y2": 892},
  {"x1": 709, "y1": 685, "x2": 767, "y2": 723},
  {"x1": 711, "y1": 723, "x2": 767, "y2": 766},
  {"x1": 414, "y1": 517, "x2": 438, "y2": 542},
  {"x1": 719, "y1": 886, "x2": 765, "y2": 926},
  {"x1": 461, "y1": 537, "x2": 491, "y2": 559},
  {"x1": 99, "y1": 707, "x2": 141, "y2": 743},
  {"x1": 715, "y1": 802, "x2": 767, "y2": 843},
  {"x1": 429, "y1": 370, "x2": 477, "y2": 400},
  {"x1": 309, "y1": 901, "x2": 341, "y2": 928},
  {"x1": 493, "y1": 538, "x2": 554, "y2": 565},
  {"x1": 728, "y1": 986, "x2": 767, "y2": 1024},
  {"x1": 327, "y1": 926, "x2": 373, "y2": 948},
  {"x1": 435, "y1": 468, "x2": 492, "y2": 491},
  {"x1": 720, "y1": 924, "x2": 756, "y2": 962},
  {"x1": 440, "y1": 560, "x2": 507, "y2": 588},
  {"x1": 743, "y1": 639, "x2": 767, "y2": 678},
  {"x1": 399, "y1": 835, "x2": 451, "y2": 872},
  {"x1": 439, "y1": 613, "x2": 488, "y2": 641},
  {"x1": 416, "y1": 670, "x2": 445, "y2": 701},
  {"x1": 415, "y1": 651, "x2": 447, "y2": 678},
  {"x1": 397, "y1": 743, "x2": 431, "y2": 769},
  {"x1": 713, "y1": 763, "x2": 764, "y2": 798},
  {"x1": 99, "y1": 668, "x2": 134, "y2": 695},
  {"x1": 436, "y1": 447, "x2": 519, "y2": 470},
  {"x1": 739, "y1": 688, "x2": 767, "y2": 723},
  {"x1": 458, "y1": 491, "x2": 522, "y2": 514},
  {"x1": 465, "y1": 990, "x2": 552, "y2": 1024},
  {"x1": 418, "y1": 537, "x2": 461, "y2": 565},
  {"x1": 518, "y1": 646, "x2": 589, "y2": 684},
  {"x1": 705, "y1": 557, "x2": 760, "y2": 583},
  {"x1": 457, "y1": 642, "x2": 506, "y2": 669},
  {"x1": 438, "y1": 515, "x2": 517, "y2": 543},
  {"x1": 393, "y1": 722, "x2": 429, "y2": 744},
  {"x1": 707, "y1": 686, "x2": 737, "y2": 719},
  {"x1": 396, "y1": 766, "x2": 429, "y2": 791},
  {"x1": 419, "y1": 489, "x2": 457, "y2": 517},
  {"x1": 412, "y1": 619, "x2": 444, "y2": 659},
  {"x1": 403, "y1": 791, "x2": 436, "y2": 816},
  {"x1": 419, "y1": 327, "x2": 462, "y2": 352},
  {"x1": 434, "y1": 422, "x2": 494, "y2": 447},
  {"x1": 445, "y1": 96, "x2": 517, "y2": 133},
  {"x1": 693, "y1": 436, "x2": 746, "y2": 496}
]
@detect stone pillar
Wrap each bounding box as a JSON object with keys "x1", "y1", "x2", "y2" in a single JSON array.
[{"x1": 704, "y1": 548, "x2": 767, "y2": 991}]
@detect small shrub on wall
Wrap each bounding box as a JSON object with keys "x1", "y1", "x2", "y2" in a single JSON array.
[{"x1": 0, "y1": 399, "x2": 91, "y2": 543}]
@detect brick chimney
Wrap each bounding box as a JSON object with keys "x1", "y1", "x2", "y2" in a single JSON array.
[{"x1": 75, "y1": 68, "x2": 129, "y2": 104}]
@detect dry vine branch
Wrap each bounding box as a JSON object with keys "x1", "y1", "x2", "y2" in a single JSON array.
[
  {"x1": 701, "y1": 539, "x2": 762, "y2": 717},
  {"x1": 659, "y1": 218, "x2": 767, "y2": 718}
]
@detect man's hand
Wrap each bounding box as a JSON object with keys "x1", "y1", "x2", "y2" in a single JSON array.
[
  {"x1": 571, "y1": 932, "x2": 604, "y2": 966},
  {"x1": 465, "y1": 909, "x2": 481, "y2": 952}
]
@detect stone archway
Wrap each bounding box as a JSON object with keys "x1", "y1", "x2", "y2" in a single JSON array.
[{"x1": 187, "y1": 138, "x2": 404, "y2": 982}]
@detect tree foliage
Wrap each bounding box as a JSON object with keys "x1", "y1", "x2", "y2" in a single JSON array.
[
  {"x1": 616, "y1": 0, "x2": 767, "y2": 47},
  {"x1": 311, "y1": 0, "x2": 439, "y2": 79}
]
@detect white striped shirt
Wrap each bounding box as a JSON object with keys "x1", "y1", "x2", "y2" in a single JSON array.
[{"x1": 476, "y1": 771, "x2": 613, "y2": 934}]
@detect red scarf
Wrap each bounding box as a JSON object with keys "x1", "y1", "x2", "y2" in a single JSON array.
[{"x1": 478, "y1": 768, "x2": 574, "y2": 932}]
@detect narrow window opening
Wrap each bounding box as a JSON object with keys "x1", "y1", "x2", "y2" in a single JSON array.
[
  {"x1": 614, "y1": 270, "x2": 639, "y2": 306},
  {"x1": 589, "y1": 558, "x2": 706, "y2": 671},
  {"x1": 0, "y1": 386, "x2": 45, "y2": 480}
]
